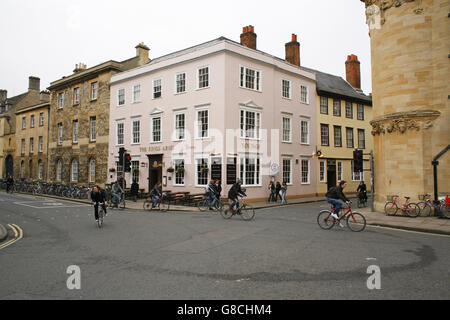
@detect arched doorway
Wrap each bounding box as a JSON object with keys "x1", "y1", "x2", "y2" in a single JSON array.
[{"x1": 5, "y1": 155, "x2": 13, "y2": 177}]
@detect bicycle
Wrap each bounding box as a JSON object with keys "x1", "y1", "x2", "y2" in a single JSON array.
[
  {"x1": 143, "y1": 193, "x2": 170, "y2": 212},
  {"x1": 93, "y1": 202, "x2": 106, "y2": 229},
  {"x1": 110, "y1": 192, "x2": 125, "y2": 210},
  {"x1": 197, "y1": 194, "x2": 223, "y2": 212},
  {"x1": 221, "y1": 196, "x2": 255, "y2": 221},
  {"x1": 317, "y1": 202, "x2": 366, "y2": 232},
  {"x1": 384, "y1": 196, "x2": 420, "y2": 217}
]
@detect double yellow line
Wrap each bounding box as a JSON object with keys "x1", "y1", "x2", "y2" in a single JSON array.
[{"x1": 0, "y1": 224, "x2": 23, "y2": 250}]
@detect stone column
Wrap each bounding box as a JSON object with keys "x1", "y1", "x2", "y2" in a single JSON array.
[{"x1": 360, "y1": 0, "x2": 449, "y2": 211}]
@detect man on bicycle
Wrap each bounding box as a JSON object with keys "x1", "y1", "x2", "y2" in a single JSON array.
[
  {"x1": 111, "y1": 181, "x2": 124, "y2": 208},
  {"x1": 357, "y1": 181, "x2": 368, "y2": 203},
  {"x1": 150, "y1": 183, "x2": 162, "y2": 208},
  {"x1": 227, "y1": 179, "x2": 246, "y2": 214},
  {"x1": 326, "y1": 180, "x2": 351, "y2": 221},
  {"x1": 207, "y1": 179, "x2": 218, "y2": 210},
  {"x1": 91, "y1": 185, "x2": 108, "y2": 222}
]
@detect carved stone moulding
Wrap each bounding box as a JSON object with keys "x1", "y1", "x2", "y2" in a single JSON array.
[
  {"x1": 370, "y1": 110, "x2": 441, "y2": 136},
  {"x1": 362, "y1": 0, "x2": 422, "y2": 27}
]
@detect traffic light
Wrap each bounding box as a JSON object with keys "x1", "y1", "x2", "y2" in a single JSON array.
[
  {"x1": 118, "y1": 147, "x2": 125, "y2": 166},
  {"x1": 353, "y1": 149, "x2": 363, "y2": 172},
  {"x1": 124, "y1": 153, "x2": 132, "y2": 172}
]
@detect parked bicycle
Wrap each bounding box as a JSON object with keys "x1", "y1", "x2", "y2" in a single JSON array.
[
  {"x1": 143, "y1": 193, "x2": 170, "y2": 212},
  {"x1": 317, "y1": 202, "x2": 366, "y2": 232},
  {"x1": 384, "y1": 196, "x2": 420, "y2": 217},
  {"x1": 221, "y1": 196, "x2": 255, "y2": 221}
]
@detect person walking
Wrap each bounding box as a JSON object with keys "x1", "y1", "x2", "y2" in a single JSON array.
[
  {"x1": 267, "y1": 181, "x2": 275, "y2": 203},
  {"x1": 275, "y1": 182, "x2": 282, "y2": 202},
  {"x1": 281, "y1": 181, "x2": 288, "y2": 205},
  {"x1": 130, "y1": 179, "x2": 139, "y2": 202}
]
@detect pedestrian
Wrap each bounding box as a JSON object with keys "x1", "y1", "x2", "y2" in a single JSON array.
[
  {"x1": 6, "y1": 175, "x2": 14, "y2": 193},
  {"x1": 281, "y1": 181, "x2": 288, "y2": 204},
  {"x1": 130, "y1": 179, "x2": 139, "y2": 202},
  {"x1": 275, "y1": 182, "x2": 282, "y2": 202},
  {"x1": 267, "y1": 181, "x2": 275, "y2": 203}
]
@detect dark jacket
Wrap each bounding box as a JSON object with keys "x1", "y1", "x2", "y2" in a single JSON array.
[
  {"x1": 326, "y1": 186, "x2": 350, "y2": 202},
  {"x1": 357, "y1": 184, "x2": 367, "y2": 193},
  {"x1": 131, "y1": 182, "x2": 139, "y2": 195},
  {"x1": 6, "y1": 176, "x2": 14, "y2": 184},
  {"x1": 150, "y1": 185, "x2": 162, "y2": 197},
  {"x1": 91, "y1": 189, "x2": 107, "y2": 203},
  {"x1": 228, "y1": 183, "x2": 245, "y2": 199}
]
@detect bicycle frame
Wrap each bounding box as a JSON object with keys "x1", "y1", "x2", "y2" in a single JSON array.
[{"x1": 329, "y1": 205, "x2": 358, "y2": 223}]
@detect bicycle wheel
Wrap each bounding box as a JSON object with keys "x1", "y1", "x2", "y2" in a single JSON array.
[
  {"x1": 417, "y1": 202, "x2": 432, "y2": 217},
  {"x1": 197, "y1": 199, "x2": 209, "y2": 212},
  {"x1": 406, "y1": 203, "x2": 420, "y2": 218},
  {"x1": 160, "y1": 198, "x2": 170, "y2": 212},
  {"x1": 347, "y1": 212, "x2": 366, "y2": 232},
  {"x1": 119, "y1": 199, "x2": 126, "y2": 210},
  {"x1": 143, "y1": 200, "x2": 153, "y2": 211},
  {"x1": 97, "y1": 208, "x2": 104, "y2": 228},
  {"x1": 240, "y1": 204, "x2": 255, "y2": 221},
  {"x1": 384, "y1": 201, "x2": 398, "y2": 215},
  {"x1": 214, "y1": 200, "x2": 223, "y2": 212},
  {"x1": 317, "y1": 210, "x2": 335, "y2": 230},
  {"x1": 221, "y1": 208, "x2": 233, "y2": 219}
]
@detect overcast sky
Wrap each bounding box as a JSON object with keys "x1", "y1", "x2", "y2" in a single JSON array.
[{"x1": 0, "y1": 0, "x2": 372, "y2": 97}]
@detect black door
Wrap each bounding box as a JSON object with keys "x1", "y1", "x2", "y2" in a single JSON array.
[
  {"x1": 5, "y1": 155, "x2": 13, "y2": 178},
  {"x1": 327, "y1": 160, "x2": 337, "y2": 191},
  {"x1": 147, "y1": 154, "x2": 163, "y2": 191}
]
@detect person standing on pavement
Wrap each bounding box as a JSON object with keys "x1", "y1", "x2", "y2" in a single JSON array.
[
  {"x1": 275, "y1": 182, "x2": 282, "y2": 202},
  {"x1": 130, "y1": 179, "x2": 139, "y2": 202},
  {"x1": 6, "y1": 175, "x2": 14, "y2": 193},
  {"x1": 267, "y1": 181, "x2": 275, "y2": 203},
  {"x1": 281, "y1": 181, "x2": 288, "y2": 205}
]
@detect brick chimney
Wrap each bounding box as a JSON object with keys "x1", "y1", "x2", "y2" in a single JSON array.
[
  {"x1": 28, "y1": 76, "x2": 40, "y2": 91},
  {"x1": 345, "y1": 54, "x2": 361, "y2": 91},
  {"x1": 240, "y1": 25, "x2": 257, "y2": 50},
  {"x1": 135, "y1": 42, "x2": 150, "y2": 64},
  {"x1": 40, "y1": 90, "x2": 50, "y2": 103},
  {"x1": 285, "y1": 34, "x2": 300, "y2": 67}
]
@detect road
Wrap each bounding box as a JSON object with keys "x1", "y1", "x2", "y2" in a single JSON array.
[{"x1": 0, "y1": 191, "x2": 449, "y2": 300}]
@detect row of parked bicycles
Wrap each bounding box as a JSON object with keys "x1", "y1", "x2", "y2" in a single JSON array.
[
  {"x1": 0, "y1": 179, "x2": 91, "y2": 200},
  {"x1": 384, "y1": 194, "x2": 450, "y2": 218}
]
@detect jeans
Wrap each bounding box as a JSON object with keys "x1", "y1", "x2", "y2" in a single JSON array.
[
  {"x1": 281, "y1": 191, "x2": 287, "y2": 204},
  {"x1": 152, "y1": 195, "x2": 160, "y2": 208},
  {"x1": 112, "y1": 193, "x2": 121, "y2": 206},
  {"x1": 326, "y1": 198, "x2": 345, "y2": 216},
  {"x1": 94, "y1": 202, "x2": 107, "y2": 220},
  {"x1": 229, "y1": 198, "x2": 239, "y2": 211}
]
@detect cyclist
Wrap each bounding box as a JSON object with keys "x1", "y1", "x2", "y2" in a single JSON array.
[
  {"x1": 326, "y1": 180, "x2": 351, "y2": 222},
  {"x1": 357, "y1": 181, "x2": 367, "y2": 203},
  {"x1": 90, "y1": 185, "x2": 108, "y2": 222},
  {"x1": 111, "y1": 181, "x2": 124, "y2": 208},
  {"x1": 6, "y1": 175, "x2": 14, "y2": 193},
  {"x1": 207, "y1": 179, "x2": 218, "y2": 210},
  {"x1": 226, "y1": 179, "x2": 247, "y2": 214},
  {"x1": 150, "y1": 183, "x2": 162, "y2": 208}
]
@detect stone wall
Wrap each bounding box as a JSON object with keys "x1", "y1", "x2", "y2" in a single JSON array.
[{"x1": 361, "y1": 0, "x2": 450, "y2": 211}]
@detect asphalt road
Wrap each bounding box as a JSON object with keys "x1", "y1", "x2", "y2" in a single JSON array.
[{"x1": 0, "y1": 191, "x2": 449, "y2": 300}]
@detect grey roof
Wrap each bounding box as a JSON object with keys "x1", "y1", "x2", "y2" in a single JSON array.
[{"x1": 301, "y1": 67, "x2": 372, "y2": 105}]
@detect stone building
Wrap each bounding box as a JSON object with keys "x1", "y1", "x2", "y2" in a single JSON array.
[
  {"x1": 303, "y1": 54, "x2": 373, "y2": 195},
  {"x1": 47, "y1": 43, "x2": 150, "y2": 187},
  {"x1": 359, "y1": 0, "x2": 449, "y2": 211},
  {"x1": 0, "y1": 77, "x2": 44, "y2": 179},
  {"x1": 14, "y1": 90, "x2": 50, "y2": 180}
]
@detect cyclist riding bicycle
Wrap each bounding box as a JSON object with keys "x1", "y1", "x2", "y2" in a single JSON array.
[
  {"x1": 150, "y1": 183, "x2": 163, "y2": 208},
  {"x1": 91, "y1": 185, "x2": 108, "y2": 222},
  {"x1": 326, "y1": 180, "x2": 351, "y2": 223},
  {"x1": 111, "y1": 181, "x2": 124, "y2": 208},
  {"x1": 207, "y1": 179, "x2": 219, "y2": 210},
  {"x1": 357, "y1": 181, "x2": 368, "y2": 203},
  {"x1": 227, "y1": 179, "x2": 247, "y2": 214}
]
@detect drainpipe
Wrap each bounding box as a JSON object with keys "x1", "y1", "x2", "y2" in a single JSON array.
[{"x1": 432, "y1": 145, "x2": 450, "y2": 206}]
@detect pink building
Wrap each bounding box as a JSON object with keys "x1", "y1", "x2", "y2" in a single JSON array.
[{"x1": 108, "y1": 27, "x2": 318, "y2": 201}]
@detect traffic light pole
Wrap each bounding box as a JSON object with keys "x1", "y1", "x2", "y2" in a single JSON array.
[{"x1": 369, "y1": 150, "x2": 375, "y2": 212}]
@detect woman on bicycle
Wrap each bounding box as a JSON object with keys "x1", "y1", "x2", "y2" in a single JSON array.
[
  {"x1": 91, "y1": 185, "x2": 108, "y2": 222},
  {"x1": 150, "y1": 183, "x2": 162, "y2": 208},
  {"x1": 326, "y1": 180, "x2": 351, "y2": 220},
  {"x1": 357, "y1": 181, "x2": 367, "y2": 203}
]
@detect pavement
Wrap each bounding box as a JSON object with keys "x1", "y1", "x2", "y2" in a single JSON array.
[{"x1": 1, "y1": 191, "x2": 449, "y2": 237}]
